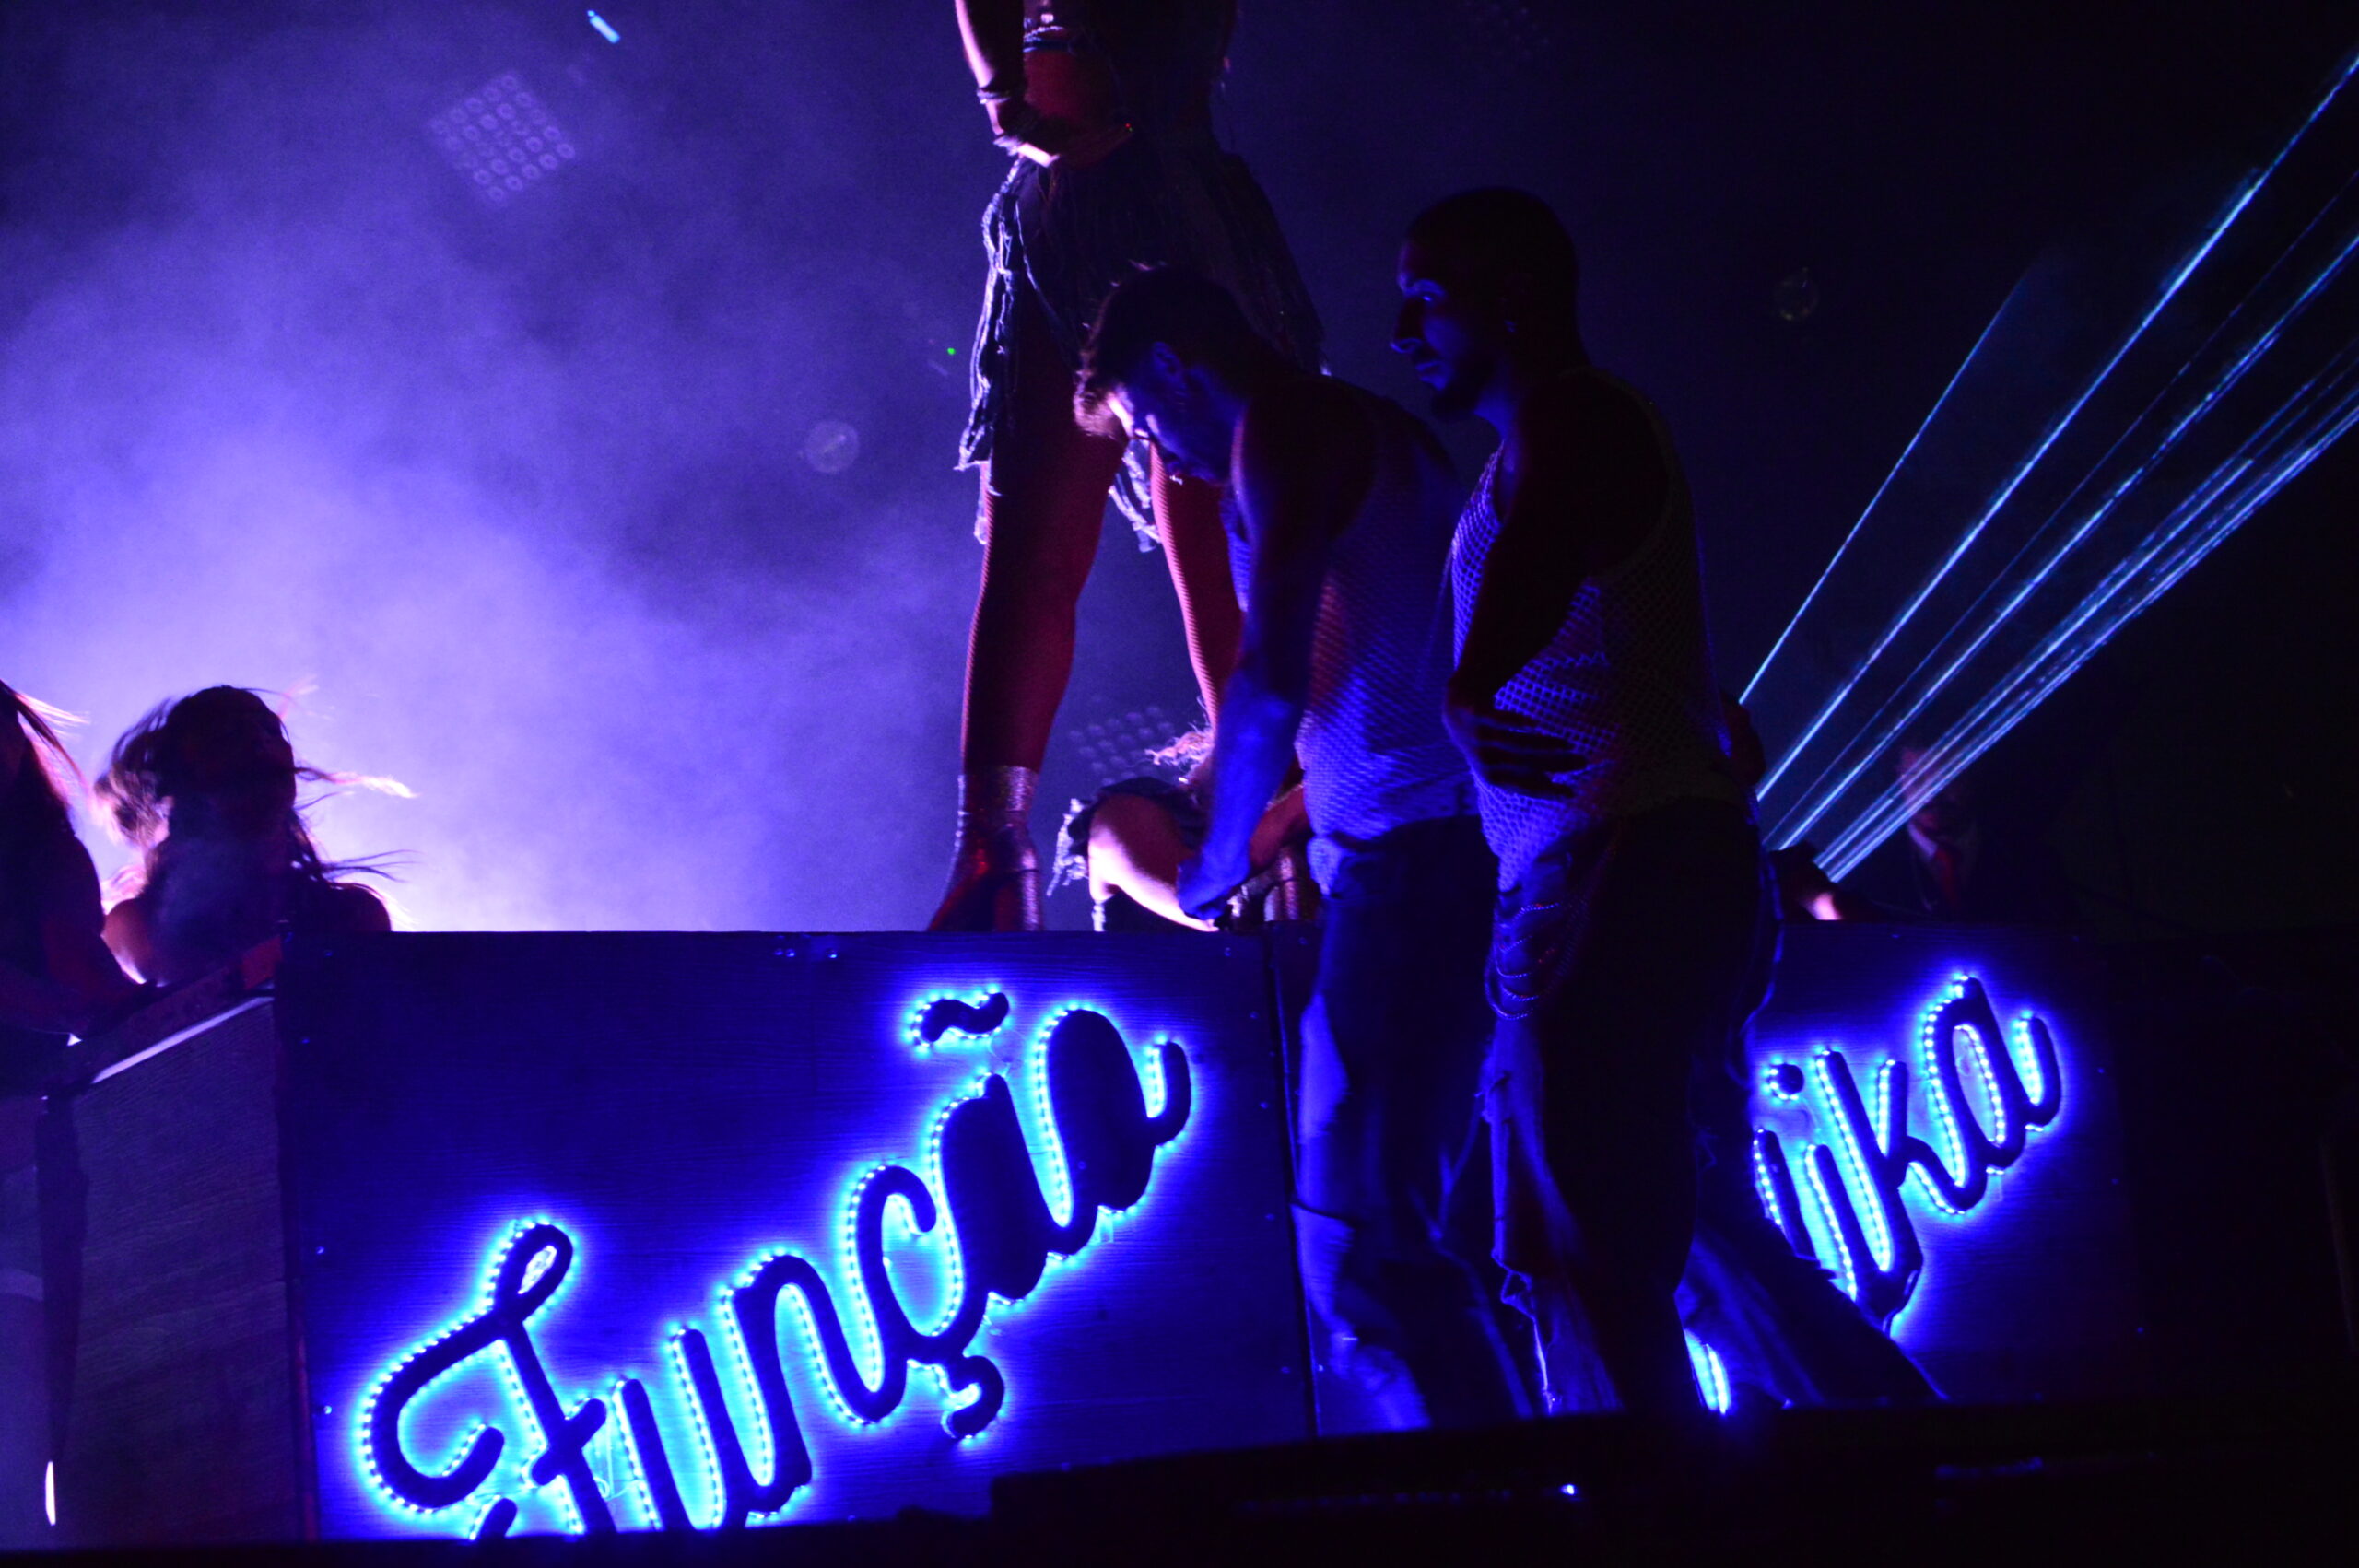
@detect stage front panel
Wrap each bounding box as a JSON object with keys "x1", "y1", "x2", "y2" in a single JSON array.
[
  {"x1": 1744, "y1": 925, "x2": 2142, "y2": 1400},
  {"x1": 275, "y1": 933, "x2": 1309, "y2": 1539}
]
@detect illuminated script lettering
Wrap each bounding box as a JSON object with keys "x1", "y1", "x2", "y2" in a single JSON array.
[
  {"x1": 360, "y1": 995, "x2": 1189, "y2": 1538},
  {"x1": 1751, "y1": 975, "x2": 2062, "y2": 1325}
]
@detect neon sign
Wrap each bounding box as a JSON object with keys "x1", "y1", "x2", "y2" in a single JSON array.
[
  {"x1": 358, "y1": 994, "x2": 1189, "y2": 1538},
  {"x1": 1750, "y1": 975, "x2": 2062, "y2": 1326}
]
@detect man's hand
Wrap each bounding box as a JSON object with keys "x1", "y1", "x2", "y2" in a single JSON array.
[
  {"x1": 984, "y1": 98, "x2": 1132, "y2": 168},
  {"x1": 1770, "y1": 842, "x2": 1884, "y2": 923},
  {"x1": 1443, "y1": 695, "x2": 1586, "y2": 796},
  {"x1": 1246, "y1": 785, "x2": 1310, "y2": 870},
  {"x1": 1176, "y1": 840, "x2": 1251, "y2": 922}
]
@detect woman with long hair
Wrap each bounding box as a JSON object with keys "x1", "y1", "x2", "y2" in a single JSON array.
[
  {"x1": 95, "y1": 687, "x2": 393, "y2": 987},
  {"x1": 934, "y1": 0, "x2": 1321, "y2": 929}
]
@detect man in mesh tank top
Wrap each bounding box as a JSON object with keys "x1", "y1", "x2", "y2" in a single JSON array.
[
  {"x1": 1397, "y1": 191, "x2": 1930, "y2": 1416},
  {"x1": 1077, "y1": 268, "x2": 1527, "y2": 1429}
]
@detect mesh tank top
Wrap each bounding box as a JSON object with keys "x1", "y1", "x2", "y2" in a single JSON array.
[
  {"x1": 1450, "y1": 367, "x2": 1746, "y2": 888},
  {"x1": 1228, "y1": 387, "x2": 1476, "y2": 887}
]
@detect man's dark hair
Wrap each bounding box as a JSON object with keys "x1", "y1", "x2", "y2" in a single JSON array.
[
  {"x1": 1075, "y1": 265, "x2": 1267, "y2": 435},
  {"x1": 1405, "y1": 187, "x2": 1580, "y2": 316}
]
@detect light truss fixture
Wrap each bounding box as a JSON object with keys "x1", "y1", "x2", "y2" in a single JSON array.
[{"x1": 428, "y1": 73, "x2": 578, "y2": 208}]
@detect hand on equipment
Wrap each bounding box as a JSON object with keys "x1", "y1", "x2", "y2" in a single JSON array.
[{"x1": 1175, "y1": 840, "x2": 1250, "y2": 922}]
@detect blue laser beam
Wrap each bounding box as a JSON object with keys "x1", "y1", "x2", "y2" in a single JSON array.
[
  {"x1": 1848, "y1": 367, "x2": 2359, "y2": 865},
  {"x1": 1739, "y1": 294, "x2": 2019, "y2": 708},
  {"x1": 1818, "y1": 369, "x2": 2359, "y2": 877},
  {"x1": 1821, "y1": 463, "x2": 2283, "y2": 874},
  {"x1": 1779, "y1": 216, "x2": 2359, "y2": 853},
  {"x1": 1750, "y1": 46, "x2": 2359, "y2": 807},
  {"x1": 1750, "y1": 171, "x2": 2262, "y2": 803},
  {"x1": 1832, "y1": 343, "x2": 2359, "y2": 868}
]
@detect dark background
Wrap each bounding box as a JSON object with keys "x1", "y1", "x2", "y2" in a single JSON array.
[{"x1": 0, "y1": 0, "x2": 2350, "y2": 936}]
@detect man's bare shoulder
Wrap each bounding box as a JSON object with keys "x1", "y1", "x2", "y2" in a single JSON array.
[
  {"x1": 1240, "y1": 374, "x2": 1368, "y2": 458},
  {"x1": 1237, "y1": 376, "x2": 1379, "y2": 544}
]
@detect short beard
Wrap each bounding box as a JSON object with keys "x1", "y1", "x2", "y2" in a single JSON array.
[{"x1": 1426, "y1": 355, "x2": 1493, "y2": 422}]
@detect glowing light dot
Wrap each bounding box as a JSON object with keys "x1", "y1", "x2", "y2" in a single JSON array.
[{"x1": 803, "y1": 421, "x2": 861, "y2": 474}]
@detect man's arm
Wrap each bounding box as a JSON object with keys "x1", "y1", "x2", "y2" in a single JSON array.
[
  {"x1": 1445, "y1": 375, "x2": 1665, "y2": 792},
  {"x1": 1150, "y1": 455, "x2": 1245, "y2": 728},
  {"x1": 1176, "y1": 381, "x2": 1374, "y2": 917}
]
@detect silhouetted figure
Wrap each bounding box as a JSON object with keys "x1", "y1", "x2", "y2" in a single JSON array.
[
  {"x1": 934, "y1": 0, "x2": 1322, "y2": 930},
  {"x1": 0, "y1": 682, "x2": 135, "y2": 1551},
  {"x1": 1, "y1": 686, "x2": 135, "y2": 1051},
  {"x1": 96, "y1": 688, "x2": 393, "y2": 987},
  {"x1": 1400, "y1": 190, "x2": 1928, "y2": 1415},
  {"x1": 1079, "y1": 266, "x2": 1523, "y2": 1428},
  {"x1": 1840, "y1": 744, "x2": 2078, "y2": 924}
]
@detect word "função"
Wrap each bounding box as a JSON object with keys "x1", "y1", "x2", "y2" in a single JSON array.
[{"x1": 360, "y1": 995, "x2": 1189, "y2": 1538}]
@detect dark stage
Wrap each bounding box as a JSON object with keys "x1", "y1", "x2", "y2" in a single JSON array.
[
  {"x1": 25, "y1": 1393, "x2": 2359, "y2": 1563},
  {"x1": 4, "y1": 0, "x2": 2357, "y2": 1560},
  {"x1": 29, "y1": 922, "x2": 2359, "y2": 1554}
]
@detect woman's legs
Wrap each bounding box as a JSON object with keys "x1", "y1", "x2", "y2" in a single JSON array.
[{"x1": 933, "y1": 292, "x2": 1128, "y2": 931}]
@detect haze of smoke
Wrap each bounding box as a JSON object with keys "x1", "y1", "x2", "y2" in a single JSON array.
[{"x1": 0, "y1": 6, "x2": 983, "y2": 931}]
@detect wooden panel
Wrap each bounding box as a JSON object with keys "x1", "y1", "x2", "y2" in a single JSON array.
[{"x1": 57, "y1": 1001, "x2": 304, "y2": 1544}]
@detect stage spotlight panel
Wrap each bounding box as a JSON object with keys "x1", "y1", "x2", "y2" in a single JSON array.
[{"x1": 427, "y1": 73, "x2": 576, "y2": 206}]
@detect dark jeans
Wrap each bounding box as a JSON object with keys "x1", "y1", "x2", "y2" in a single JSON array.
[
  {"x1": 1485, "y1": 798, "x2": 1768, "y2": 1416},
  {"x1": 1486, "y1": 798, "x2": 1936, "y2": 1414},
  {"x1": 1684, "y1": 907, "x2": 1940, "y2": 1408},
  {"x1": 1294, "y1": 815, "x2": 1525, "y2": 1429}
]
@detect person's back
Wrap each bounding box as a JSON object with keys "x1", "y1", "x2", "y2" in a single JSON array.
[
  {"x1": 1449, "y1": 366, "x2": 1744, "y2": 890},
  {"x1": 1229, "y1": 385, "x2": 1474, "y2": 877}
]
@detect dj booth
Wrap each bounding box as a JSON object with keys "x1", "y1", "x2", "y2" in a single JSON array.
[{"x1": 48, "y1": 925, "x2": 2142, "y2": 1546}]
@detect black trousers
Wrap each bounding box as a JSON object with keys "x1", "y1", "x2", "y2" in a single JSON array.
[
  {"x1": 1486, "y1": 798, "x2": 1769, "y2": 1415},
  {"x1": 1293, "y1": 815, "x2": 1527, "y2": 1429}
]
